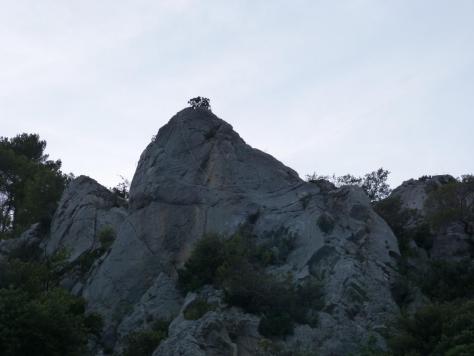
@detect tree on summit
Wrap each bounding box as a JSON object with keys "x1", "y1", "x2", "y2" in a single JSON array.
[{"x1": 188, "y1": 97, "x2": 211, "y2": 111}]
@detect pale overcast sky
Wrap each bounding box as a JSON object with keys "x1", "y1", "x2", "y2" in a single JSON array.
[{"x1": 1, "y1": 0, "x2": 473, "y2": 189}]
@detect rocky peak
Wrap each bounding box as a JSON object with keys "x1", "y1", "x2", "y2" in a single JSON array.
[
  {"x1": 130, "y1": 108, "x2": 301, "y2": 210},
  {"x1": 44, "y1": 108, "x2": 400, "y2": 355}
]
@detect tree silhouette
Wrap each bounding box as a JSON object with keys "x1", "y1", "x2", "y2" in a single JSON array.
[{"x1": 188, "y1": 97, "x2": 211, "y2": 111}]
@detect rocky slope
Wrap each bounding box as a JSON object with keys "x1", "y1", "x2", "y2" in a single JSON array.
[{"x1": 44, "y1": 107, "x2": 401, "y2": 355}]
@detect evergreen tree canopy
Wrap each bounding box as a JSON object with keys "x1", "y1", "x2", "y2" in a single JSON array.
[{"x1": 0, "y1": 133, "x2": 68, "y2": 238}]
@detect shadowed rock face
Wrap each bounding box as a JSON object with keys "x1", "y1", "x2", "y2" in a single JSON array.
[
  {"x1": 389, "y1": 175, "x2": 472, "y2": 260},
  {"x1": 46, "y1": 107, "x2": 400, "y2": 355}
]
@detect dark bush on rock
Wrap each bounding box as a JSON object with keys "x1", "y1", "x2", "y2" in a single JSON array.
[
  {"x1": 389, "y1": 301, "x2": 474, "y2": 356},
  {"x1": 122, "y1": 319, "x2": 169, "y2": 356},
  {"x1": 178, "y1": 232, "x2": 324, "y2": 337},
  {"x1": 420, "y1": 258, "x2": 474, "y2": 302},
  {"x1": 183, "y1": 299, "x2": 216, "y2": 320},
  {"x1": 0, "y1": 250, "x2": 102, "y2": 356}
]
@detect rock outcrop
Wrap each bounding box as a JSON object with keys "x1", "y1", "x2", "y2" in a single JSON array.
[
  {"x1": 45, "y1": 107, "x2": 401, "y2": 355},
  {"x1": 388, "y1": 175, "x2": 472, "y2": 260}
]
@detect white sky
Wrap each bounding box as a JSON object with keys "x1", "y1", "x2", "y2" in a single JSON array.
[{"x1": 1, "y1": 0, "x2": 473, "y2": 189}]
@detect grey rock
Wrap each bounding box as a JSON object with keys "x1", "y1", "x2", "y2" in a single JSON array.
[
  {"x1": 44, "y1": 108, "x2": 400, "y2": 354},
  {"x1": 0, "y1": 223, "x2": 42, "y2": 260},
  {"x1": 388, "y1": 175, "x2": 471, "y2": 260},
  {"x1": 45, "y1": 176, "x2": 127, "y2": 262},
  {"x1": 154, "y1": 288, "x2": 260, "y2": 356}
]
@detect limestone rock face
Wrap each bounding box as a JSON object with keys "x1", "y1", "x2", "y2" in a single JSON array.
[
  {"x1": 0, "y1": 223, "x2": 42, "y2": 262},
  {"x1": 45, "y1": 176, "x2": 127, "y2": 261},
  {"x1": 45, "y1": 107, "x2": 401, "y2": 355},
  {"x1": 389, "y1": 175, "x2": 471, "y2": 260}
]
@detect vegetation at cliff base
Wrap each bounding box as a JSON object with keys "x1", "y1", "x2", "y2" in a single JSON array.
[
  {"x1": 0, "y1": 247, "x2": 102, "y2": 356},
  {"x1": 0, "y1": 134, "x2": 102, "y2": 355}
]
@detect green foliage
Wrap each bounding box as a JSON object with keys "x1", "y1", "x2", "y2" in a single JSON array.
[
  {"x1": 317, "y1": 213, "x2": 335, "y2": 234},
  {"x1": 178, "y1": 234, "x2": 226, "y2": 291},
  {"x1": 183, "y1": 299, "x2": 215, "y2": 320},
  {"x1": 188, "y1": 96, "x2": 211, "y2": 111},
  {"x1": 76, "y1": 249, "x2": 104, "y2": 275},
  {"x1": 0, "y1": 248, "x2": 69, "y2": 295},
  {"x1": 178, "y1": 232, "x2": 323, "y2": 337},
  {"x1": 178, "y1": 231, "x2": 296, "y2": 292},
  {"x1": 307, "y1": 168, "x2": 392, "y2": 202},
  {"x1": 258, "y1": 312, "x2": 293, "y2": 337},
  {"x1": 0, "y1": 133, "x2": 68, "y2": 236},
  {"x1": 122, "y1": 319, "x2": 169, "y2": 356},
  {"x1": 420, "y1": 259, "x2": 474, "y2": 302},
  {"x1": 390, "y1": 276, "x2": 413, "y2": 308},
  {"x1": 0, "y1": 248, "x2": 102, "y2": 356},
  {"x1": 425, "y1": 179, "x2": 474, "y2": 233},
  {"x1": 389, "y1": 301, "x2": 474, "y2": 356},
  {"x1": 98, "y1": 226, "x2": 116, "y2": 250},
  {"x1": 259, "y1": 227, "x2": 297, "y2": 265},
  {"x1": 0, "y1": 288, "x2": 101, "y2": 356},
  {"x1": 72, "y1": 227, "x2": 116, "y2": 275},
  {"x1": 111, "y1": 176, "x2": 130, "y2": 200},
  {"x1": 257, "y1": 339, "x2": 317, "y2": 356},
  {"x1": 374, "y1": 197, "x2": 433, "y2": 255},
  {"x1": 357, "y1": 335, "x2": 391, "y2": 356}
]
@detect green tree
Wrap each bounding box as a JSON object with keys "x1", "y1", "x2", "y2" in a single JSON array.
[
  {"x1": 188, "y1": 97, "x2": 211, "y2": 111},
  {"x1": 0, "y1": 133, "x2": 68, "y2": 237},
  {"x1": 0, "y1": 246, "x2": 102, "y2": 356},
  {"x1": 307, "y1": 168, "x2": 391, "y2": 202}
]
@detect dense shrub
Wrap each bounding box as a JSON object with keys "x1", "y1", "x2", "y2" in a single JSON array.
[
  {"x1": 178, "y1": 232, "x2": 323, "y2": 337},
  {"x1": 98, "y1": 226, "x2": 116, "y2": 250},
  {"x1": 317, "y1": 213, "x2": 335, "y2": 234},
  {"x1": 425, "y1": 179, "x2": 474, "y2": 233},
  {"x1": 0, "y1": 288, "x2": 102, "y2": 356},
  {"x1": 183, "y1": 299, "x2": 215, "y2": 320},
  {"x1": 122, "y1": 319, "x2": 169, "y2": 356},
  {"x1": 390, "y1": 276, "x2": 413, "y2": 308},
  {"x1": 188, "y1": 97, "x2": 211, "y2": 111},
  {"x1": 0, "y1": 251, "x2": 102, "y2": 356},
  {"x1": 389, "y1": 301, "x2": 474, "y2": 356},
  {"x1": 307, "y1": 168, "x2": 391, "y2": 202},
  {"x1": 374, "y1": 197, "x2": 433, "y2": 255},
  {"x1": 420, "y1": 259, "x2": 474, "y2": 302}
]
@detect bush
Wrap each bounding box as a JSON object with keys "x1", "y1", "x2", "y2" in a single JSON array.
[
  {"x1": 420, "y1": 259, "x2": 474, "y2": 302},
  {"x1": 98, "y1": 226, "x2": 116, "y2": 250},
  {"x1": 183, "y1": 299, "x2": 215, "y2": 320},
  {"x1": 258, "y1": 312, "x2": 293, "y2": 337},
  {"x1": 188, "y1": 97, "x2": 211, "y2": 111},
  {"x1": 374, "y1": 197, "x2": 433, "y2": 255},
  {"x1": 0, "y1": 249, "x2": 102, "y2": 356},
  {"x1": 425, "y1": 179, "x2": 474, "y2": 233},
  {"x1": 307, "y1": 168, "x2": 391, "y2": 202},
  {"x1": 178, "y1": 233, "x2": 323, "y2": 337},
  {"x1": 178, "y1": 234, "x2": 226, "y2": 292},
  {"x1": 122, "y1": 319, "x2": 169, "y2": 356},
  {"x1": 0, "y1": 287, "x2": 102, "y2": 356},
  {"x1": 389, "y1": 301, "x2": 474, "y2": 356},
  {"x1": 317, "y1": 213, "x2": 335, "y2": 234},
  {"x1": 390, "y1": 277, "x2": 413, "y2": 308}
]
